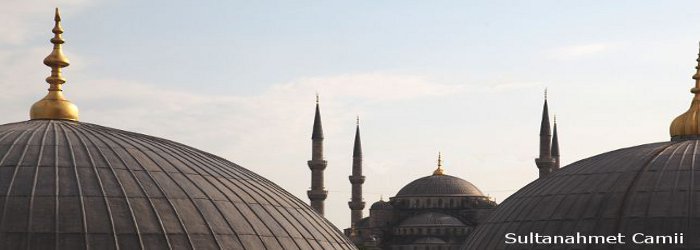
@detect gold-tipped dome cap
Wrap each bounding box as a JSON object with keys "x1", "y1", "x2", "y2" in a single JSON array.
[
  {"x1": 29, "y1": 8, "x2": 79, "y2": 121},
  {"x1": 670, "y1": 43, "x2": 700, "y2": 139}
]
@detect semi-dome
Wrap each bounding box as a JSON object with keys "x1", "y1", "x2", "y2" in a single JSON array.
[
  {"x1": 398, "y1": 212, "x2": 465, "y2": 227},
  {"x1": 0, "y1": 120, "x2": 355, "y2": 249},
  {"x1": 396, "y1": 175, "x2": 484, "y2": 197}
]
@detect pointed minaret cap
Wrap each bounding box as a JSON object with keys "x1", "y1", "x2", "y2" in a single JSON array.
[
  {"x1": 353, "y1": 116, "x2": 362, "y2": 157},
  {"x1": 311, "y1": 94, "x2": 323, "y2": 139},
  {"x1": 30, "y1": 8, "x2": 79, "y2": 121},
  {"x1": 433, "y1": 152, "x2": 445, "y2": 175},
  {"x1": 539, "y1": 89, "x2": 551, "y2": 136},
  {"x1": 670, "y1": 42, "x2": 700, "y2": 139}
]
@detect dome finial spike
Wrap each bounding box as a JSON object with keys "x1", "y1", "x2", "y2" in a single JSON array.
[
  {"x1": 30, "y1": 7, "x2": 79, "y2": 121},
  {"x1": 544, "y1": 88, "x2": 548, "y2": 100},
  {"x1": 316, "y1": 92, "x2": 319, "y2": 104},
  {"x1": 670, "y1": 43, "x2": 700, "y2": 139},
  {"x1": 433, "y1": 152, "x2": 445, "y2": 175},
  {"x1": 356, "y1": 115, "x2": 359, "y2": 125}
]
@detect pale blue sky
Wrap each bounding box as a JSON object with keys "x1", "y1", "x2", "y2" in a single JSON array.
[{"x1": 2, "y1": 0, "x2": 700, "y2": 229}]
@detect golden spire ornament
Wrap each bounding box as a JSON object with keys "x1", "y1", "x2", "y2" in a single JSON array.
[
  {"x1": 670, "y1": 42, "x2": 700, "y2": 139},
  {"x1": 433, "y1": 152, "x2": 445, "y2": 175},
  {"x1": 30, "y1": 8, "x2": 79, "y2": 121}
]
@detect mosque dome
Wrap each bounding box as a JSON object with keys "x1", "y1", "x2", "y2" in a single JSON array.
[
  {"x1": 398, "y1": 212, "x2": 466, "y2": 227},
  {"x1": 463, "y1": 46, "x2": 700, "y2": 250},
  {"x1": 0, "y1": 121, "x2": 355, "y2": 249},
  {"x1": 0, "y1": 9, "x2": 355, "y2": 250},
  {"x1": 396, "y1": 175, "x2": 484, "y2": 198},
  {"x1": 395, "y1": 153, "x2": 485, "y2": 198}
]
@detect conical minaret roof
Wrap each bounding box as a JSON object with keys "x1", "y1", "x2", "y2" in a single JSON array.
[
  {"x1": 353, "y1": 116, "x2": 362, "y2": 157},
  {"x1": 312, "y1": 94, "x2": 324, "y2": 139},
  {"x1": 539, "y1": 90, "x2": 551, "y2": 136}
]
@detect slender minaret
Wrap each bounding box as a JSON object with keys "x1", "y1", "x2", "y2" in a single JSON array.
[
  {"x1": 551, "y1": 116, "x2": 560, "y2": 170},
  {"x1": 308, "y1": 95, "x2": 328, "y2": 215},
  {"x1": 348, "y1": 116, "x2": 366, "y2": 226},
  {"x1": 535, "y1": 90, "x2": 555, "y2": 178}
]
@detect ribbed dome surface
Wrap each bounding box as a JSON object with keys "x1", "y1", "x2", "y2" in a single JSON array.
[
  {"x1": 399, "y1": 212, "x2": 465, "y2": 227},
  {"x1": 0, "y1": 120, "x2": 355, "y2": 250},
  {"x1": 464, "y1": 140, "x2": 700, "y2": 249},
  {"x1": 396, "y1": 175, "x2": 484, "y2": 197}
]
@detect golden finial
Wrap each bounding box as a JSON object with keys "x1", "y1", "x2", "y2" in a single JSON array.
[
  {"x1": 670, "y1": 42, "x2": 700, "y2": 139},
  {"x1": 433, "y1": 152, "x2": 445, "y2": 175},
  {"x1": 30, "y1": 8, "x2": 79, "y2": 121}
]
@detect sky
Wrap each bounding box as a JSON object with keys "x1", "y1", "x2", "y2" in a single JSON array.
[{"x1": 2, "y1": 0, "x2": 700, "y2": 230}]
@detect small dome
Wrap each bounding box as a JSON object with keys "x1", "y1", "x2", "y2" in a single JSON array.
[
  {"x1": 370, "y1": 200, "x2": 393, "y2": 210},
  {"x1": 0, "y1": 120, "x2": 355, "y2": 249},
  {"x1": 396, "y1": 175, "x2": 484, "y2": 197},
  {"x1": 398, "y1": 212, "x2": 465, "y2": 227}
]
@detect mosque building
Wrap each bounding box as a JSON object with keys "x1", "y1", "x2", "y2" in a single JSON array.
[
  {"x1": 0, "y1": 9, "x2": 355, "y2": 250},
  {"x1": 306, "y1": 91, "x2": 558, "y2": 250}
]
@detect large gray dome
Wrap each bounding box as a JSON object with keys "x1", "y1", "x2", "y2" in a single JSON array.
[
  {"x1": 0, "y1": 120, "x2": 355, "y2": 250},
  {"x1": 464, "y1": 140, "x2": 700, "y2": 249},
  {"x1": 396, "y1": 174, "x2": 484, "y2": 197}
]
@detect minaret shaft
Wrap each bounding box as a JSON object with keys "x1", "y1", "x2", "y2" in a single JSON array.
[
  {"x1": 308, "y1": 100, "x2": 327, "y2": 215},
  {"x1": 348, "y1": 121, "x2": 365, "y2": 226}
]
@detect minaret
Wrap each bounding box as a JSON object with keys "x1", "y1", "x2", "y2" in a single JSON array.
[
  {"x1": 551, "y1": 116, "x2": 560, "y2": 170},
  {"x1": 30, "y1": 8, "x2": 79, "y2": 121},
  {"x1": 307, "y1": 95, "x2": 328, "y2": 215},
  {"x1": 348, "y1": 116, "x2": 366, "y2": 226},
  {"x1": 535, "y1": 90, "x2": 555, "y2": 178}
]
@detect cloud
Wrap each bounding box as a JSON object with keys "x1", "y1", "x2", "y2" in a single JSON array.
[
  {"x1": 282, "y1": 73, "x2": 467, "y2": 101},
  {"x1": 547, "y1": 43, "x2": 614, "y2": 60}
]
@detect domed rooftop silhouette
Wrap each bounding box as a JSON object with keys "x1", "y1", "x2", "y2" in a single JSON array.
[
  {"x1": 463, "y1": 44, "x2": 700, "y2": 250},
  {"x1": 0, "y1": 9, "x2": 355, "y2": 250},
  {"x1": 395, "y1": 154, "x2": 484, "y2": 198}
]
